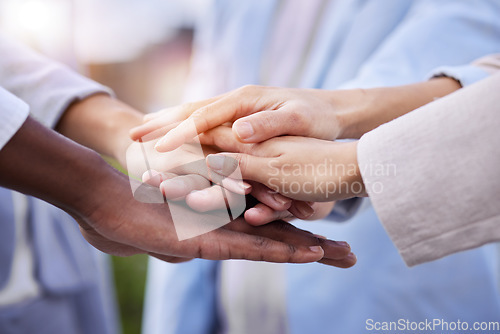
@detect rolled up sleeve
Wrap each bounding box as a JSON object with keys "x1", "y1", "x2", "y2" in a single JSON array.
[
  {"x1": 0, "y1": 88, "x2": 29, "y2": 150},
  {"x1": 0, "y1": 33, "x2": 113, "y2": 129},
  {"x1": 428, "y1": 54, "x2": 500, "y2": 87}
]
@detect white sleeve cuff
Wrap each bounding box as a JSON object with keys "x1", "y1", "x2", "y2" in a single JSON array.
[{"x1": 0, "y1": 88, "x2": 29, "y2": 150}]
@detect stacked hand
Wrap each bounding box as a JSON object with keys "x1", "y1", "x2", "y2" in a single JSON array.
[
  {"x1": 129, "y1": 86, "x2": 367, "y2": 208},
  {"x1": 130, "y1": 78, "x2": 460, "y2": 204},
  {"x1": 0, "y1": 116, "x2": 356, "y2": 268}
]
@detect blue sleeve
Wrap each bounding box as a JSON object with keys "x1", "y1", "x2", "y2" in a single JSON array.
[
  {"x1": 427, "y1": 65, "x2": 491, "y2": 87},
  {"x1": 339, "y1": 0, "x2": 500, "y2": 89}
]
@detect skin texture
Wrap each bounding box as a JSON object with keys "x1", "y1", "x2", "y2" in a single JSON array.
[
  {"x1": 130, "y1": 77, "x2": 461, "y2": 152},
  {"x1": 0, "y1": 116, "x2": 356, "y2": 267},
  {"x1": 199, "y1": 126, "x2": 365, "y2": 202},
  {"x1": 130, "y1": 77, "x2": 461, "y2": 203},
  {"x1": 59, "y1": 94, "x2": 316, "y2": 224}
]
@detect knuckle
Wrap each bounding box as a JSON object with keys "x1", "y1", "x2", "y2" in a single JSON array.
[
  {"x1": 190, "y1": 108, "x2": 211, "y2": 131},
  {"x1": 234, "y1": 153, "x2": 248, "y2": 173},
  {"x1": 286, "y1": 243, "x2": 298, "y2": 257},
  {"x1": 181, "y1": 102, "x2": 196, "y2": 114},
  {"x1": 286, "y1": 109, "x2": 309, "y2": 132},
  {"x1": 253, "y1": 236, "x2": 269, "y2": 249},
  {"x1": 238, "y1": 84, "x2": 259, "y2": 93}
]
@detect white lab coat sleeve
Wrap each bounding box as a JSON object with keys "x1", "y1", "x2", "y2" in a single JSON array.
[
  {"x1": 0, "y1": 33, "x2": 113, "y2": 129},
  {"x1": 357, "y1": 73, "x2": 500, "y2": 266},
  {"x1": 0, "y1": 87, "x2": 29, "y2": 150}
]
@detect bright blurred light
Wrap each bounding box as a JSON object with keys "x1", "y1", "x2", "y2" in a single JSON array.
[
  {"x1": 1, "y1": 0, "x2": 68, "y2": 37},
  {"x1": 74, "y1": 0, "x2": 211, "y2": 64},
  {"x1": 16, "y1": 1, "x2": 56, "y2": 35},
  {"x1": 0, "y1": 0, "x2": 72, "y2": 60}
]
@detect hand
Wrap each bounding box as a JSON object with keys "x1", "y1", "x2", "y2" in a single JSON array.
[
  {"x1": 0, "y1": 117, "x2": 356, "y2": 268},
  {"x1": 129, "y1": 78, "x2": 462, "y2": 153},
  {"x1": 127, "y1": 139, "x2": 317, "y2": 224},
  {"x1": 201, "y1": 126, "x2": 366, "y2": 202},
  {"x1": 77, "y1": 172, "x2": 356, "y2": 268},
  {"x1": 130, "y1": 86, "x2": 361, "y2": 151}
]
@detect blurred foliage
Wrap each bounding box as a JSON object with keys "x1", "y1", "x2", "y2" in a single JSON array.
[
  {"x1": 103, "y1": 156, "x2": 148, "y2": 334},
  {"x1": 112, "y1": 254, "x2": 149, "y2": 334}
]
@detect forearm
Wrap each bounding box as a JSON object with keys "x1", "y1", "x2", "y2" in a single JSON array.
[
  {"x1": 56, "y1": 94, "x2": 144, "y2": 166},
  {"x1": 0, "y1": 116, "x2": 119, "y2": 218},
  {"x1": 333, "y1": 77, "x2": 461, "y2": 139},
  {"x1": 358, "y1": 73, "x2": 500, "y2": 266}
]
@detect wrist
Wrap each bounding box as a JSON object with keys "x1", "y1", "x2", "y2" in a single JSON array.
[
  {"x1": 336, "y1": 79, "x2": 462, "y2": 139},
  {"x1": 318, "y1": 88, "x2": 374, "y2": 140},
  {"x1": 58, "y1": 94, "x2": 143, "y2": 167},
  {"x1": 344, "y1": 141, "x2": 366, "y2": 198},
  {"x1": 337, "y1": 89, "x2": 385, "y2": 139},
  {"x1": 325, "y1": 141, "x2": 366, "y2": 200},
  {"x1": 0, "y1": 117, "x2": 126, "y2": 218}
]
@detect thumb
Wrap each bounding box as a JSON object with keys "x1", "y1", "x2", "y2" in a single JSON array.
[
  {"x1": 206, "y1": 153, "x2": 269, "y2": 184},
  {"x1": 233, "y1": 108, "x2": 307, "y2": 143}
]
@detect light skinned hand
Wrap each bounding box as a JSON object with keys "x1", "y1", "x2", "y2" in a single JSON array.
[
  {"x1": 127, "y1": 139, "x2": 316, "y2": 223},
  {"x1": 200, "y1": 126, "x2": 366, "y2": 202},
  {"x1": 130, "y1": 78, "x2": 463, "y2": 153},
  {"x1": 129, "y1": 86, "x2": 362, "y2": 152}
]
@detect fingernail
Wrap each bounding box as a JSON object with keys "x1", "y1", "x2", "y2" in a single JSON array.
[
  {"x1": 142, "y1": 170, "x2": 160, "y2": 183},
  {"x1": 163, "y1": 178, "x2": 186, "y2": 190},
  {"x1": 309, "y1": 246, "x2": 323, "y2": 253},
  {"x1": 189, "y1": 190, "x2": 209, "y2": 199},
  {"x1": 206, "y1": 155, "x2": 225, "y2": 172},
  {"x1": 346, "y1": 252, "x2": 357, "y2": 262},
  {"x1": 154, "y1": 137, "x2": 168, "y2": 151},
  {"x1": 336, "y1": 241, "x2": 350, "y2": 248},
  {"x1": 323, "y1": 239, "x2": 350, "y2": 250},
  {"x1": 272, "y1": 192, "x2": 291, "y2": 207},
  {"x1": 242, "y1": 181, "x2": 252, "y2": 191},
  {"x1": 234, "y1": 122, "x2": 254, "y2": 140},
  {"x1": 246, "y1": 207, "x2": 262, "y2": 216},
  {"x1": 297, "y1": 203, "x2": 315, "y2": 218}
]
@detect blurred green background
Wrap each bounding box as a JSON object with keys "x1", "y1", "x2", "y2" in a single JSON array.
[
  {"x1": 104, "y1": 157, "x2": 150, "y2": 334},
  {"x1": 112, "y1": 255, "x2": 149, "y2": 334}
]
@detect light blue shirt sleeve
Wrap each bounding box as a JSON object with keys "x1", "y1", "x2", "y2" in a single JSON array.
[
  {"x1": 326, "y1": 0, "x2": 500, "y2": 222},
  {"x1": 336, "y1": 0, "x2": 500, "y2": 89},
  {"x1": 427, "y1": 64, "x2": 491, "y2": 87}
]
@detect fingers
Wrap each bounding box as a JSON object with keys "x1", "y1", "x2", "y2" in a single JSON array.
[
  {"x1": 288, "y1": 201, "x2": 315, "y2": 220},
  {"x1": 233, "y1": 107, "x2": 308, "y2": 143},
  {"x1": 162, "y1": 175, "x2": 211, "y2": 200},
  {"x1": 153, "y1": 85, "x2": 270, "y2": 152},
  {"x1": 185, "y1": 185, "x2": 243, "y2": 212},
  {"x1": 206, "y1": 153, "x2": 269, "y2": 184},
  {"x1": 211, "y1": 219, "x2": 353, "y2": 265},
  {"x1": 318, "y1": 252, "x2": 357, "y2": 268},
  {"x1": 199, "y1": 221, "x2": 325, "y2": 263},
  {"x1": 153, "y1": 98, "x2": 243, "y2": 152},
  {"x1": 244, "y1": 203, "x2": 294, "y2": 226},
  {"x1": 148, "y1": 252, "x2": 193, "y2": 264},
  {"x1": 199, "y1": 126, "x2": 254, "y2": 154},
  {"x1": 131, "y1": 97, "x2": 221, "y2": 141},
  {"x1": 249, "y1": 181, "x2": 292, "y2": 211},
  {"x1": 130, "y1": 110, "x2": 182, "y2": 142},
  {"x1": 142, "y1": 170, "x2": 210, "y2": 200}
]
